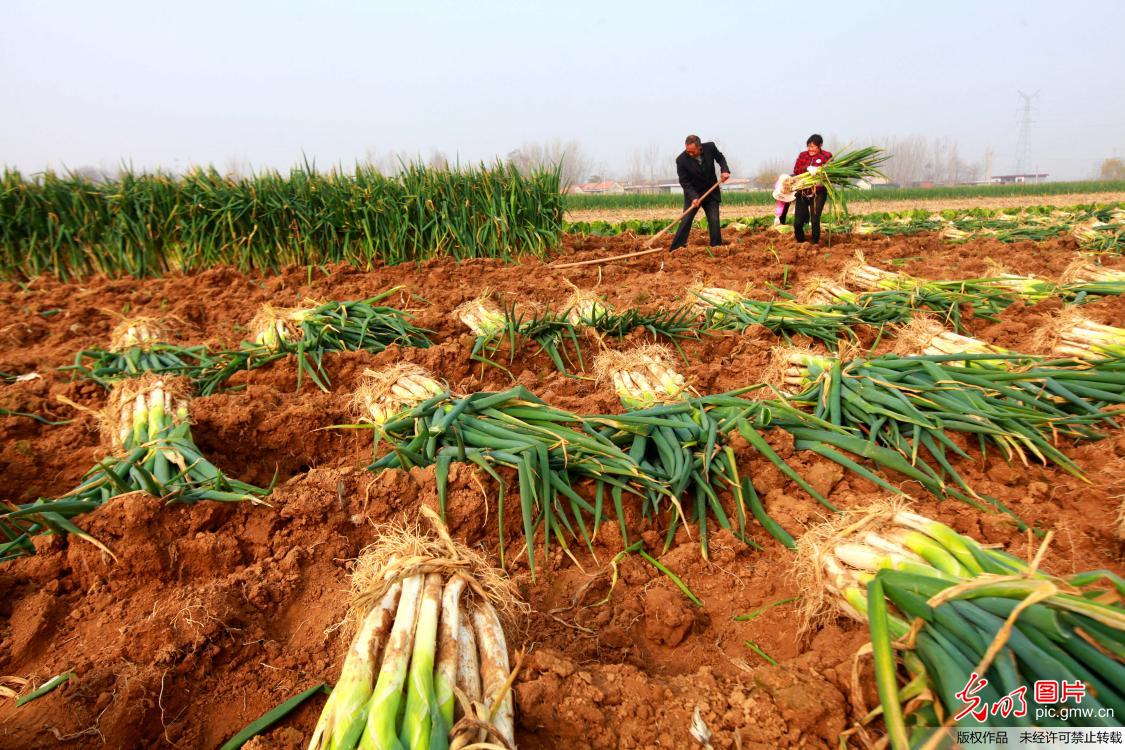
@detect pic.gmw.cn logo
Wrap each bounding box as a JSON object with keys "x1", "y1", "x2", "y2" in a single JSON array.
[{"x1": 955, "y1": 673, "x2": 1115, "y2": 723}]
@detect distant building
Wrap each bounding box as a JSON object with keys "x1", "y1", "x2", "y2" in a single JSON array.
[
  {"x1": 620, "y1": 177, "x2": 762, "y2": 195},
  {"x1": 568, "y1": 180, "x2": 625, "y2": 195},
  {"x1": 987, "y1": 173, "x2": 1049, "y2": 184}
]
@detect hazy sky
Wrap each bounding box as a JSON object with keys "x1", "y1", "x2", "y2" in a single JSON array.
[{"x1": 3, "y1": 0, "x2": 1124, "y2": 180}]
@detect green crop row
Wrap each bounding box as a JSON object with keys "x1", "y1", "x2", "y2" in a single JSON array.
[
  {"x1": 564, "y1": 179, "x2": 1125, "y2": 211},
  {"x1": 0, "y1": 163, "x2": 563, "y2": 280}
]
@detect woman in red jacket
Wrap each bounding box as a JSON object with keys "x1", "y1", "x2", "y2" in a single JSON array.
[{"x1": 792, "y1": 134, "x2": 832, "y2": 244}]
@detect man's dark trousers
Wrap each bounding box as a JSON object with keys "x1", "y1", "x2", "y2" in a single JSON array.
[
  {"x1": 670, "y1": 194, "x2": 722, "y2": 249},
  {"x1": 793, "y1": 191, "x2": 827, "y2": 243}
]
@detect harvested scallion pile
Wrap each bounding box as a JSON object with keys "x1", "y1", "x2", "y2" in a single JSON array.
[
  {"x1": 353, "y1": 366, "x2": 668, "y2": 576},
  {"x1": 767, "y1": 345, "x2": 1125, "y2": 523},
  {"x1": 796, "y1": 501, "x2": 1125, "y2": 745},
  {"x1": 64, "y1": 316, "x2": 211, "y2": 385},
  {"x1": 309, "y1": 508, "x2": 521, "y2": 750},
  {"x1": 0, "y1": 374, "x2": 269, "y2": 563},
  {"x1": 198, "y1": 289, "x2": 431, "y2": 394}
]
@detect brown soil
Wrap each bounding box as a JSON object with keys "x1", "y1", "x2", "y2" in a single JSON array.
[
  {"x1": 565, "y1": 190, "x2": 1125, "y2": 224},
  {"x1": 1, "y1": 229, "x2": 1123, "y2": 749}
]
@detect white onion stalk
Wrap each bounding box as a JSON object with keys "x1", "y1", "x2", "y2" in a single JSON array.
[
  {"x1": 355, "y1": 366, "x2": 446, "y2": 428},
  {"x1": 456, "y1": 298, "x2": 505, "y2": 338},
  {"x1": 804, "y1": 280, "x2": 857, "y2": 305},
  {"x1": 982, "y1": 274, "x2": 1052, "y2": 302},
  {"x1": 400, "y1": 574, "x2": 445, "y2": 750},
  {"x1": 563, "y1": 290, "x2": 612, "y2": 326},
  {"x1": 1053, "y1": 318, "x2": 1125, "y2": 359},
  {"x1": 921, "y1": 330, "x2": 1008, "y2": 358},
  {"x1": 845, "y1": 263, "x2": 915, "y2": 292},
  {"x1": 604, "y1": 355, "x2": 686, "y2": 409},
  {"x1": 689, "y1": 285, "x2": 744, "y2": 320},
  {"x1": 778, "y1": 350, "x2": 835, "y2": 393},
  {"x1": 455, "y1": 617, "x2": 482, "y2": 711},
  {"x1": 308, "y1": 582, "x2": 402, "y2": 750},
  {"x1": 1063, "y1": 263, "x2": 1125, "y2": 284},
  {"x1": 361, "y1": 574, "x2": 424, "y2": 750},
  {"x1": 252, "y1": 304, "x2": 315, "y2": 350},
  {"x1": 434, "y1": 576, "x2": 467, "y2": 730},
  {"x1": 471, "y1": 602, "x2": 515, "y2": 749}
]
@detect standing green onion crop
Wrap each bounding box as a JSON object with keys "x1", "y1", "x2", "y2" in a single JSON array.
[
  {"x1": 0, "y1": 374, "x2": 269, "y2": 563},
  {"x1": 796, "y1": 502, "x2": 1125, "y2": 747},
  {"x1": 309, "y1": 508, "x2": 522, "y2": 750},
  {"x1": 0, "y1": 163, "x2": 562, "y2": 280},
  {"x1": 198, "y1": 288, "x2": 431, "y2": 394}
]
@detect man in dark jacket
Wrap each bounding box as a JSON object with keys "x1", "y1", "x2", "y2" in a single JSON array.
[{"x1": 669, "y1": 135, "x2": 730, "y2": 251}]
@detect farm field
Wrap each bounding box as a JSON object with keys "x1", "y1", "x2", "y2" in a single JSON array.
[
  {"x1": 563, "y1": 179, "x2": 1125, "y2": 212},
  {"x1": 2, "y1": 219, "x2": 1124, "y2": 748}
]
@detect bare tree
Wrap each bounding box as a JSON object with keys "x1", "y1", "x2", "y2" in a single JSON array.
[
  {"x1": 623, "y1": 143, "x2": 666, "y2": 184},
  {"x1": 428, "y1": 149, "x2": 451, "y2": 170},
  {"x1": 1099, "y1": 158, "x2": 1125, "y2": 180},
  {"x1": 362, "y1": 147, "x2": 416, "y2": 175},
  {"x1": 507, "y1": 139, "x2": 594, "y2": 188},
  {"x1": 752, "y1": 158, "x2": 788, "y2": 189},
  {"x1": 862, "y1": 135, "x2": 978, "y2": 186}
]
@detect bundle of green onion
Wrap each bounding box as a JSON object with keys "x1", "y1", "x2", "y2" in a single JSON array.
[
  {"x1": 801, "y1": 278, "x2": 858, "y2": 306},
  {"x1": 595, "y1": 345, "x2": 687, "y2": 409},
  {"x1": 593, "y1": 347, "x2": 756, "y2": 557},
  {"x1": 309, "y1": 508, "x2": 520, "y2": 750},
  {"x1": 198, "y1": 289, "x2": 431, "y2": 394},
  {"x1": 690, "y1": 285, "x2": 855, "y2": 347},
  {"x1": 787, "y1": 146, "x2": 890, "y2": 215},
  {"x1": 797, "y1": 503, "x2": 1125, "y2": 745},
  {"x1": 591, "y1": 347, "x2": 840, "y2": 557},
  {"x1": 688, "y1": 285, "x2": 746, "y2": 322},
  {"x1": 353, "y1": 364, "x2": 447, "y2": 429},
  {"x1": 352, "y1": 361, "x2": 826, "y2": 566},
  {"x1": 1041, "y1": 313, "x2": 1125, "y2": 360},
  {"x1": 1073, "y1": 217, "x2": 1124, "y2": 252},
  {"x1": 770, "y1": 346, "x2": 1124, "y2": 521},
  {"x1": 894, "y1": 319, "x2": 1011, "y2": 362},
  {"x1": 977, "y1": 272, "x2": 1055, "y2": 303},
  {"x1": 801, "y1": 277, "x2": 983, "y2": 333},
  {"x1": 1062, "y1": 261, "x2": 1125, "y2": 285},
  {"x1": 581, "y1": 305, "x2": 700, "y2": 357},
  {"x1": 455, "y1": 296, "x2": 506, "y2": 341},
  {"x1": 1058, "y1": 261, "x2": 1125, "y2": 301},
  {"x1": 65, "y1": 316, "x2": 211, "y2": 386},
  {"x1": 845, "y1": 262, "x2": 919, "y2": 293},
  {"x1": 842, "y1": 260, "x2": 1043, "y2": 323},
  {"x1": 0, "y1": 374, "x2": 269, "y2": 562},
  {"x1": 459, "y1": 295, "x2": 584, "y2": 375},
  {"x1": 354, "y1": 366, "x2": 668, "y2": 575}
]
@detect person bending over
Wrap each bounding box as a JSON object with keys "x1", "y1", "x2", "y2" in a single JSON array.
[{"x1": 669, "y1": 135, "x2": 730, "y2": 251}]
